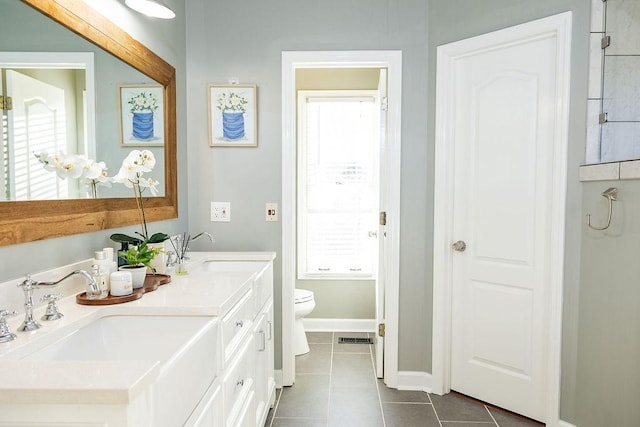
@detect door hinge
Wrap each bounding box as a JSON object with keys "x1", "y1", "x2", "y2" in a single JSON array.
[
  {"x1": 601, "y1": 35, "x2": 611, "y2": 49},
  {"x1": 0, "y1": 96, "x2": 12, "y2": 111},
  {"x1": 379, "y1": 211, "x2": 387, "y2": 226},
  {"x1": 381, "y1": 96, "x2": 388, "y2": 112},
  {"x1": 599, "y1": 112, "x2": 608, "y2": 124},
  {"x1": 378, "y1": 323, "x2": 385, "y2": 337}
]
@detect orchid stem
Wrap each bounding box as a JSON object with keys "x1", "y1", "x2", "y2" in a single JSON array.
[{"x1": 132, "y1": 179, "x2": 147, "y2": 241}]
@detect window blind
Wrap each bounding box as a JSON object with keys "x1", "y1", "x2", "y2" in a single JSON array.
[{"x1": 298, "y1": 93, "x2": 380, "y2": 279}]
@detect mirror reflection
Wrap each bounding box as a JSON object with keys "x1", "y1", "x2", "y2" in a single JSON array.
[{"x1": 0, "y1": 0, "x2": 165, "y2": 201}]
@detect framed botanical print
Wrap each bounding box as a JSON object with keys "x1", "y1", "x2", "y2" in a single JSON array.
[
  {"x1": 208, "y1": 84, "x2": 257, "y2": 147},
  {"x1": 118, "y1": 84, "x2": 165, "y2": 146}
]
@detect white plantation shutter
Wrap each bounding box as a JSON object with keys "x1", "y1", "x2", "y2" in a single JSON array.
[{"x1": 297, "y1": 91, "x2": 379, "y2": 279}]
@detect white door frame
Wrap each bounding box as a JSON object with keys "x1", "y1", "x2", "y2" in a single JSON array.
[
  {"x1": 282, "y1": 50, "x2": 402, "y2": 387},
  {"x1": 431, "y1": 13, "x2": 571, "y2": 425}
]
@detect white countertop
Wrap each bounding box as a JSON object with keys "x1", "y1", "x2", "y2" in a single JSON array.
[{"x1": 0, "y1": 251, "x2": 276, "y2": 405}]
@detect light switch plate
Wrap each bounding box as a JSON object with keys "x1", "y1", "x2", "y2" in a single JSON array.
[
  {"x1": 211, "y1": 202, "x2": 230, "y2": 222},
  {"x1": 266, "y1": 203, "x2": 278, "y2": 222}
]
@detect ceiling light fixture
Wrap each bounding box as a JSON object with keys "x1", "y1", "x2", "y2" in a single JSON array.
[{"x1": 125, "y1": 0, "x2": 175, "y2": 19}]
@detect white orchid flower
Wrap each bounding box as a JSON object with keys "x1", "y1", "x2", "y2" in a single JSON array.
[
  {"x1": 55, "y1": 155, "x2": 84, "y2": 180},
  {"x1": 121, "y1": 149, "x2": 156, "y2": 175},
  {"x1": 138, "y1": 177, "x2": 159, "y2": 196},
  {"x1": 80, "y1": 160, "x2": 111, "y2": 190},
  {"x1": 34, "y1": 150, "x2": 65, "y2": 173},
  {"x1": 82, "y1": 159, "x2": 107, "y2": 180},
  {"x1": 112, "y1": 165, "x2": 136, "y2": 187}
]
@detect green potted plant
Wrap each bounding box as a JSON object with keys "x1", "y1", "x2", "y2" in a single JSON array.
[
  {"x1": 110, "y1": 149, "x2": 169, "y2": 285},
  {"x1": 116, "y1": 241, "x2": 162, "y2": 288}
]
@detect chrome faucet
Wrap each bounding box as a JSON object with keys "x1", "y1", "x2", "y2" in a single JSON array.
[{"x1": 17, "y1": 270, "x2": 98, "y2": 332}]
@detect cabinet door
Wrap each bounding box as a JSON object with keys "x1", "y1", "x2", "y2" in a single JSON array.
[{"x1": 254, "y1": 300, "x2": 276, "y2": 426}]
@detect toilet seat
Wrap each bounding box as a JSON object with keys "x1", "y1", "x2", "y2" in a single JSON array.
[{"x1": 294, "y1": 289, "x2": 314, "y2": 304}]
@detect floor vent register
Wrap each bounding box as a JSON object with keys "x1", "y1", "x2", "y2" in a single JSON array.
[{"x1": 338, "y1": 337, "x2": 373, "y2": 344}]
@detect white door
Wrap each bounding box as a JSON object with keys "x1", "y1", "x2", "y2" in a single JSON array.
[
  {"x1": 433, "y1": 13, "x2": 572, "y2": 423},
  {"x1": 375, "y1": 68, "x2": 388, "y2": 378},
  {"x1": 6, "y1": 70, "x2": 68, "y2": 200}
]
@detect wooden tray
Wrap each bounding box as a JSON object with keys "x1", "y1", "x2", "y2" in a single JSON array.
[{"x1": 76, "y1": 274, "x2": 171, "y2": 306}]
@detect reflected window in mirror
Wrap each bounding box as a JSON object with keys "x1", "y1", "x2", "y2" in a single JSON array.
[
  {"x1": 587, "y1": 0, "x2": 640, "y2": 164},
  {"x1": 0, "y1": 52, "x2": 95, "y2": 201}
]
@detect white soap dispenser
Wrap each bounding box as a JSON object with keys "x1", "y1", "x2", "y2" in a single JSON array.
[
  {"x1": 91, "y1": 263, "x2": 108, "y2": 298},
  {"x1": 102, "y1": 247, "x2": 118, "y2": 275}
]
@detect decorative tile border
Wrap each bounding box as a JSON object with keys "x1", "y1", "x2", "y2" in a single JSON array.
[{"x1": 580, "y1": 159, "x2": 640, "y2": 181}]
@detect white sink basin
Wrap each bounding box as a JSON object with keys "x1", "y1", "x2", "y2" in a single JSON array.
[
  {"x1": 23, "y1": 315, "x2": 218, "y2": 427},
  {"x1": 22, "y1": 315, "x2": 212, "y2": 362}
]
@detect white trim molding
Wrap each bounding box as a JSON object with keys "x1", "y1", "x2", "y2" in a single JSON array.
[
  {"x1": 303, "y1": 318, "x2": 375, "y2": 333},
  {"x1": 558, "y1": 421, "x2": 577, "y2": 427},
  {"x1": 274, "y1": 370, "x2": 283, "y2": 389},
  {"x1": 431, "y1": 12, "x2": 572, "y2": 427},
  {"x1": 396, "y1": 371, "x2": 433, "y2": 393},
  {"x1": 282, "y1": 50, "x2": 402, "y2": 389}
]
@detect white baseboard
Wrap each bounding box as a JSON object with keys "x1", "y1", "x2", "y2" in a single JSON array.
[
  {"x1": 303, "y1": 318, "x2": 375, "y2": 332},
  {"x1": 394, "y1": 371, "x2": 432, "y2": 393},
  {"x1": 558, "y1": 421, "x2": 576, "y2": 427},
  {"x1": 275, "y1": 369, "x2": 284, "y2": 388}
]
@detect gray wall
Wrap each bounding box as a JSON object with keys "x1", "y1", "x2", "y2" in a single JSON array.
[
  {"x1": 0, "y1": 0, "x2": 188, "y2": 284},
  {"x1": 298, "y1": 280, "x2": 375, "y2": 319},
  {"x1": 185, "y1": 0, "x2": 430, "y2": 373},
  {"x1": 576, "y1": 180, "x2": 640, "y2": 427},
  {"x1": 427, "y1": 1, "x2": 589, "y2": 423}
]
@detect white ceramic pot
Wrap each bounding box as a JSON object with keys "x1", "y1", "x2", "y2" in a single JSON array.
[
  {"x1": 148, "y1": 241, "x2": 167, "y2": 274},
  {"x1": 118, "y1": 264, "x2": 147, "y2": 289}
]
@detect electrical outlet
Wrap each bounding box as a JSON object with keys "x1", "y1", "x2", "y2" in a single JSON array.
[
  {"x1": 211, "y1": 202, "x2": 231, "y2": 222},
  {"x1": 266, "y1": 203, "x2": 278, "y2": 222}
]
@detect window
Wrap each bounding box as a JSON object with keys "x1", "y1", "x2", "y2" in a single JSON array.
[{"x1": 297, "y1": 90, "x2": 380, "y2": 279}]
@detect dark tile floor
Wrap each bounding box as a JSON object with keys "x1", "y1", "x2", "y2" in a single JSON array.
[{"x1": 266, "y1": 332, "x2": 543, "y2": 427}]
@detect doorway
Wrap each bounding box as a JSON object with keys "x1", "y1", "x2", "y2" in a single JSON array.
[
  {"x1": 432, "y1": 13, "x2": 571, "y2": 424},
  {"x1": 281, "y1": 51, "x2": 402, "y2": 388}
]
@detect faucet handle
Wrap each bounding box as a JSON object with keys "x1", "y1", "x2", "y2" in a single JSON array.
[
  {"x1": 40, "y1": 294, "x2": 64, "y2": 322},
  {"x1": 0, "y1": 310, "x2": 17, "y2": 343},
  {"x1": 0, "y1": 309, "x2": 17, "y2": 319},
  {"x1": 17, "y1": 274, "x2": 36, "y2": 289},
  {"x1": 40, "y1": 293, "x2": 62, "y2": 303}
]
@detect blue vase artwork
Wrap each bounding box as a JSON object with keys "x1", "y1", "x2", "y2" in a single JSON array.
[
  {"x1": 132, "y1": 111, "x2": 154, "y2": 140},
  {"x1": 217, "y1": 90, "x2": 248, "y2": 141},
  {"x1": 127, "y1": 90, "x2": 159, "y2": 142},
  {"x1": 222, "y1": 111, "x2": 245, "y2": 139}
]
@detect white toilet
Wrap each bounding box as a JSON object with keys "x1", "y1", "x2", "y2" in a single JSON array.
[{"x1": 294, "y1": 288, "x2": 316, "y2": 355}]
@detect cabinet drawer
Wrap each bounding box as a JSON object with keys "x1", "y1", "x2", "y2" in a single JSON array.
[
  {"x1": 221, "y1": 289, "x2": 254, "y2": 363},
  {"x1": 223, "y1": 336, "x2": 254, "y2": 425}
]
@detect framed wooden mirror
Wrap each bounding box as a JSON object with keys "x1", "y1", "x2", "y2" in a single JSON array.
[{"x1": 0, "y1": 0, "x2": 177, "y2": 246}]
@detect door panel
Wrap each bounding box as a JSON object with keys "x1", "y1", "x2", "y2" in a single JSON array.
[
  {"x1": 375, "y1": 68, "x2": 388, "y2": 379},
  {"x1": 450, "y1": 31, "x2": 558, "y2": 421}
]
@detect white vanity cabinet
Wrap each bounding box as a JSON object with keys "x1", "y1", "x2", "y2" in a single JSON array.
[
  {"x1": 217, "y1": 259, "x2": 276, "y2": 427},
  {"x1": 0, "y1": 252, "x2": 276, "y2": 427}
]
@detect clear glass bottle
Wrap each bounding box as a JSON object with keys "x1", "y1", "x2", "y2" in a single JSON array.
[
  {"x1": 94, "y1": 250, "x2": 111, "y2": 291},
  {"x1": 91, "y1": 263, "x2": 109, "y2": 298}
]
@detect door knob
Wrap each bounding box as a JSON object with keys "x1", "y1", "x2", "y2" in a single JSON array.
[{"x1": 452, "y1": 240, "x2": 466, "y2": 252}]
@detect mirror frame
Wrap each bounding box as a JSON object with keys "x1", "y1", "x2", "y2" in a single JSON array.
[{"x1": 0, "y1": 0, "x2": 178, "y2": 246}]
